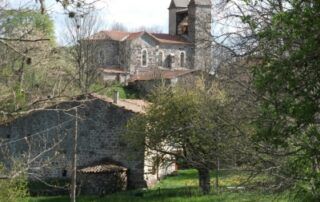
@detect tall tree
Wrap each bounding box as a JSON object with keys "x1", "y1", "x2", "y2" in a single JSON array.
[
  {"x1": 66, "y1": 10, "x2": 101, "y2": 95},
  {"x1": 126, "y1": 81, "x2": 251, "y2": 194},
  {"x1": 252, "y1": 1, "x2": 320, "y2": 199},
  {"x1": 215, "y1": 0, "x2": 320, "y2": 199}
]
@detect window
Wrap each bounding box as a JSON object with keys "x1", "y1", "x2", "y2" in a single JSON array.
[
  {"x1": 167, "y1": 55, "x2": 172, "y2": 68},
  {"x1": 158, "y1": 51, "x2": 164, "y2": 67},
  {"x1": 167, "y1": 54, "x2": 175, "y2": 69},
  {"x1": 99, "y1": 50, "x2": 104, "y2": 64},
  {"x1": 180, "y1": 52, "x2": 185, "y2": 67},
  {"x1": 141, "y1": 49, "x2": 148, "y2": 67},
  {"x1": 62, "y1": 169, "x2": 67, "y2": 177}
]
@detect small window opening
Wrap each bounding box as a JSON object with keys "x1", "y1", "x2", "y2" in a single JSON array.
[
  {"x1": 158, "y1": 51, "x2": 163, "y2": 67},
  {"x1": 180, "y1": 52, "x2": 185, "y2": 67},
  {"x1": 99, "y1": 51, "x2": 104, "y2": 64},
  {"x1": 142, "y1": 49, "x2": 148, "y2": 67},
  {"x1": 62, "y1": 169, "x2": 67, "y2": 177}
]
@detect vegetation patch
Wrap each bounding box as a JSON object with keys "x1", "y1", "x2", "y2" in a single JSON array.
[{"x1": 26, "y1": 169, "x2": 289, "y2": 202}]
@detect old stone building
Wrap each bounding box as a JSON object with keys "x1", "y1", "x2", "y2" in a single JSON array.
[
  {"x1": 0, "y1": 94, "x2": 175, "y2": 195},
  {"x1": 91, "y1": 0, "x2": 213, "y2": 84}
]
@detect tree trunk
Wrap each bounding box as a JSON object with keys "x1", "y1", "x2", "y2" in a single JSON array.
[
  {"x1": 71, "y1": 108, "x2": 78, "y2": 202},
  {"x1": 215, "y1": 158, "x2": 220, "y2": 192},
  {"x1": 198, "y1": 168, "x2": 211, "y2": 194}
]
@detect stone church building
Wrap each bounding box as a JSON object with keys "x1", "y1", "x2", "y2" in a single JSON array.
[{"x1": 91, "y1": 0, "x2": 213, "y2": 84}]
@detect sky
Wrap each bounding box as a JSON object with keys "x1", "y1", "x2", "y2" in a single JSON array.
[{"x1": 7, "y1": 0, "x2": 172, "y2": 44}]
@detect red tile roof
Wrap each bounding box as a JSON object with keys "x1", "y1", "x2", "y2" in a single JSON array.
[
  {"x1": 151, "y1": 33, "x2": 191, "y2": 45},
  {"x1": 100, "y1": 68, "x2": 129, "y2": 74},
  {"x1": 90, "y1": 93, "x2": 149, "y2": 114},
  {"x1": 89, "y1": 30, "x2": 191, "y2": 45},
  {"x1": 129, "y1": 69, "x2": 198, "y2": 82},
  {"x1": 89, "y1": 31, "x2": 130, "y2": 41},
  {"x1": 126, "y1": 32, "x2": 144, "y2": 40}
]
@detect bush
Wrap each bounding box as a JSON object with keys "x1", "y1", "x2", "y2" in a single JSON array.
[{"x1": 0, "y1": 164, "x2": 29, "y2": 202}]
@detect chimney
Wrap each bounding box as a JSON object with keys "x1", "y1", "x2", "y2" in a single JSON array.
[{"x1": 113, "y1": 90, "x2": 119, "y2": 104}]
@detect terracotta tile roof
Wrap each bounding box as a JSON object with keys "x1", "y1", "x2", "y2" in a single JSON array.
[
  {"x1": 126, "y1": 32, "x2": 144, "y2": 40},
  {"x1": 100, "y1": 68, "x2": 129, "y2": 74},
  {"x1": 79, "y1": 164, "x2": 127, "y2": 174},
  {"x1": 151, "y1": 33, "x2": 191, "y2": 45},
  {"x1": 89, "y1": 30, "x2": 191, "y2": 45},
  {"x1": 129, "y1": 68, "x2": 198, "y2": 82},
  {"x1": 89, "y1": 31, "x2": 130, "y2": 41},
  {"x1": 90, "y1": 93, "x2": 149, "y2": 114}
]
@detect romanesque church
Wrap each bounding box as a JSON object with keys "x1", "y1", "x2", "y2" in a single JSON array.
[{"x1": 90, "y1": 0, "x2": 213, "y2": 84}]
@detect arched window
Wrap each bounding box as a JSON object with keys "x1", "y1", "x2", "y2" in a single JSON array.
[
  {"x1": 180, "y1": 52, "x2": 185, "y2": 67},
  {"x1": 158, "y1": 51, "x2": 164, "y2": 67},
  {"x1": 167, "y1": 54, "x2": 175, "y2": 69},
  {"x1": 141, "y1": 49, "x2": 148, "y2": 67}
]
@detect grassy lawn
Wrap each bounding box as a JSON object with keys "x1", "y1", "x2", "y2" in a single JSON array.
[
  {"x1": 91, "y1": 83, "x2": 139, "y2": 99},
  {"x1": 25, "y1": 169, "x2": 289, "y2": 202}
]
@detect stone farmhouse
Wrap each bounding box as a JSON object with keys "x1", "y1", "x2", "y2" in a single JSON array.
[
  {"x1": 90, "y1": 0, "x2": 213, "y2": 84},
  {"x1": 0, "y1": 94, "x2": 175, "y2": 195}
]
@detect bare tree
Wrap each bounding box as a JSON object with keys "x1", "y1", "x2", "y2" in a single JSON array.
[
  {"x1": 66, "y1": 9, "x2": 102, "y2": 95},
  {"x1": 131, "y1": 25, "x2": 164, "y2": 33},
  {"x1": 109, "y1": 22, "x2": 128, "y2": 32}
]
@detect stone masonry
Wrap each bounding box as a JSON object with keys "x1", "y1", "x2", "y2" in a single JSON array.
[
  {"x1": 89, "y1": 0, "x2": 213, "y2": 84},
  {"x1": 0, "y1": 96, "x2": 147, "y2": 189}
]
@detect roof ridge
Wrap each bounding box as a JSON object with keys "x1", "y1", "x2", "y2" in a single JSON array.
[{"x1": 90, "y1": 93, "x2": 148, "y2": 114}]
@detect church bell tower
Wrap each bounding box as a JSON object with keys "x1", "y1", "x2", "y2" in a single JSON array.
[
  {"x1": 168, "y1": 0, "x2": 213, "y2": 70},
  {"x1": 188, "y1": 0, "x2": 213, "y2": 70}
]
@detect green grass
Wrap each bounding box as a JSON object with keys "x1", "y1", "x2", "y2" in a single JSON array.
[
  {"x1": 24, "y1": 169, "x2": 289, "y2": 202},
  {"x1": 91, "y1": 83, "x2": 139, "y2": 99}
]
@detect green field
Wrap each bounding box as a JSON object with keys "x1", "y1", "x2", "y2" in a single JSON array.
[{"x1": 26, "y1": 169, "x2": 289, "y2": 202}]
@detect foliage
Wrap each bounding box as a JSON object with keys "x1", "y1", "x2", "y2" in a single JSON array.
[
  {"x1": 90, "y1": 82, "x2": 139, "y2": 99},
  {"x1": 0, "y1": 164, "x2": 29, "y2": 202},
  {"x1": 247, "y1": 0, "x2": 320, "y2": 199},
  {"x1": 0, "y1": 7, "x2": 72, "y2": 120},
  {"x1": 66, "y1": 11, "x2": 101, "y2": 94},
  {"x1": 126, "y1": 81, "x2": 251, "y2": 194},
  {"x1": 1, "y1": 9, "x2": 55, "y2": 43},
  {"x1": 26, "y1": 169, "x2": 289, "y2": 202}
]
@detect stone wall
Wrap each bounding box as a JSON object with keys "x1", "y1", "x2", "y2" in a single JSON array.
[
  {"x1": 129, "y1": 34, "x2": 158, "y2": 72},
  {"x1": 128, "y1": 35, "x2": 192, "y2": 73},
  {"x1": 188, "y1": 2, "x2": 213, "y2": 70},
  {"x1": 95, "y1": 40, "x2": 120, "y2": 67},
  {"x1": 0, "y1": 98, "x2": 146, "y2": 189},
  {"x1": 119, "y1": 41, "x2": 131, "y2": 71},
  {"x1": 158, "y1": 44, "x2": 192, "y2": 69}
]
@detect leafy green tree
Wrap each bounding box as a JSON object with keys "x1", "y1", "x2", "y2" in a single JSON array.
[
  {"x1": 215, "y1": 0, "x2": 320, "y2": 197},
  {"x1": 0, "y1": 164, "x2": 29, "y2": 202},
  {"x1": 249, "y1": 0, "x2": 320, "y2": 199},
  {"x1": 0, "y1": 8, "x2": 75, "y2": 119},
  {"x1": 0, "y1": 9, "x2": 55, "y2": 42},
  {"x1": 126, "y1": 82, "x2": 250, "y2": 194}
]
